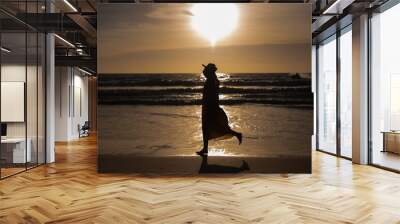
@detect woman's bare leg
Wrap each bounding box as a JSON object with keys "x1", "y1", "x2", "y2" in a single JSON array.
[
  {"x1": 230, "y1": 130, "x2": 242, "y2": 145},
  {"x1": 203, "y1": 134, "x2": 209, "y2": 152},
  {"x1": 197, "y1": 131, "x2": 209, "y2": 155}
]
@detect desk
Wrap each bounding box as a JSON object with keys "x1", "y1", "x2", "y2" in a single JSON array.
[
  {"x1": 1, "y1": 138, "x2": 31, "y2": 163},
  {"x1": 382, "y1": 131, "x2": 400, "y2": 154}
]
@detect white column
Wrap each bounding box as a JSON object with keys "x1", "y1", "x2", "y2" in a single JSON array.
[
  {"x1": 312, "y1": 45, "x2": 317, "y2": 150},
  {"x1": 45, "y1": 0, "x2": 55, "y2": 163},
  {"x1": 46, "y1": 33, "x2": 55, "y2": 163},
  {"x1": 352, "y1": 14, "x2": 369, "y2": 164}
]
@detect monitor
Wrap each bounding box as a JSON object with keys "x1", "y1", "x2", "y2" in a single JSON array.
[{"x1": 1, "y1": 123, "x2": 7, "y2": 137}]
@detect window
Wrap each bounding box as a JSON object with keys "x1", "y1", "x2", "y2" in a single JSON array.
[
  {"x1": 316, "y1": 25, "x2": 353, "y2": 158},
  {"x1": 339, "y1": 27, "x2": 352, "y2": 158},
  {"x1": 370, "y1": 2, "x2": 400, "y2": 171},
  {"x1": 317, "y1": 35, "x2": 337, "y2": 154}
]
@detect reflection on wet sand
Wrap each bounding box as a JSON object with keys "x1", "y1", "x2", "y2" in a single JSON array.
[{"x1": 99, "y1": 105, "x2": 312, "y2": 157}]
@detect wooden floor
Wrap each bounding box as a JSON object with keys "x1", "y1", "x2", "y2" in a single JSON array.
[
  {"x1": 1, "y1": 135, "x2": 400, "y2": 223},
  {"x1": 372, "y1": 151, "x2": 400, "y2": 171},
  {"x1": 1, "y1": 167, "x2": 26, "y2": 178}
]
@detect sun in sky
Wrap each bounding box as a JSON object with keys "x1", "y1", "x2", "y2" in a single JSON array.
[{"x1": 190, "y1": 4, "x2": 239, "y2": 47}]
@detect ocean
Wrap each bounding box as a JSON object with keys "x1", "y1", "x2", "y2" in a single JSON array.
[{"x1": 98, "y1": 73, "x2": 313, "y2": 107}]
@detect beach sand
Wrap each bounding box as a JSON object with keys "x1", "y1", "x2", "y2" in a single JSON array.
[{"x1": 98, "y1": 104, "x2": 312, "y2": 173}]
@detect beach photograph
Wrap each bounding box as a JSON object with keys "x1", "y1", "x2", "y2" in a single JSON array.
[{"x1": 97, "y1": 3, "x2": 313, "y2": 173}]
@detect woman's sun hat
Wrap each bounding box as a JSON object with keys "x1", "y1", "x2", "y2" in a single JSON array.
[{"x1": 202, "y1": 63, "x2": 217, "y2": 72}]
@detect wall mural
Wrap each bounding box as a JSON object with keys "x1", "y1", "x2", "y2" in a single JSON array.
[{"x1": 97, "y1": 3, "x2": 313, "y2": 173}]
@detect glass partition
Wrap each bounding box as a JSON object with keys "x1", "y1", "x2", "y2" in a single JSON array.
[
  {"x1": 0, "y1": 2, "x2": 46, "y2": 179},
  {"x1": 317, "y1": 35, "x2": 337, "y2": 154},
  {"x1": 370, "y1": 3, "x2": 400, "y2": 171},
  {"x1": 1, "y1": 31, "x2": 28, "y2": 177}
]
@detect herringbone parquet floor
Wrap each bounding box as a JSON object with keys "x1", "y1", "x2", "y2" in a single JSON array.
[{"x1": 1, "y1": 135, "x2": 400, "y2": 224}]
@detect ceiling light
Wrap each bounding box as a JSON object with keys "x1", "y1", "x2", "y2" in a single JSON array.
[
  {"x1": 63, "y1": 0, "x2": 78, "y2": 12},
  {"x1": 78, "y1": 67, "x2": 93, "y2": 76},
  {"x1": 323, "y1": 0, "x2": 355, "y2": 15},
  {"x1": 54, "y1": 34, "x2": 75, "y2": 48},
  {"x1": 76, "y1": 48, "x2": 85, "y2": 55},
  {"x1": 1, "y1": 47, "x2": 11, "y2": 53}
]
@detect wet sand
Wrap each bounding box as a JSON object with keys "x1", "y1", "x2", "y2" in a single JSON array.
[{"x1": 98, "y1": 105, "x2": 312, "y2": 156}]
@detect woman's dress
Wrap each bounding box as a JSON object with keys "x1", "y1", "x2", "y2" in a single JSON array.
[{"x1": 202, "y1": 76, "x2": 234, "y2": 140}]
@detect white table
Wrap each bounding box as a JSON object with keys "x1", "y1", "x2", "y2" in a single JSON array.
[{"x1": 1, "y1": 138, "x2": 31, "y2": 163}]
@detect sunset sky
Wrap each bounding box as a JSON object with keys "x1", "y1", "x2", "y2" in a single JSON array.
[{"x1": 98, "y1": 3, "x2": 311, "y2": 74}]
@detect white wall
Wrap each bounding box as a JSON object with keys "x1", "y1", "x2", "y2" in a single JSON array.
[
  {"x1": 55, "y1": 67, "x2": 70, "y2": 141},
  {"x1": 1, "y1": 64, "x2": 26, "y2": 81},
  {"x1": 72, "y1": 73, "x2": 89, "y2": 138},
  {"x1": 1, "y1": 64, "x2": 37, "y2": 138},
  {"x1": 1, "y1": 63, "x2": 46, "y2": 164},
  {"x1": 1, "y1": 82, "x2": 25, "y2": 122},
  {"x1": 55, "y1": 67, "x2": 89, "y2": 141},
  {"x1": 1, "y1": 65, "x2": 26, "y2": 140}
]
